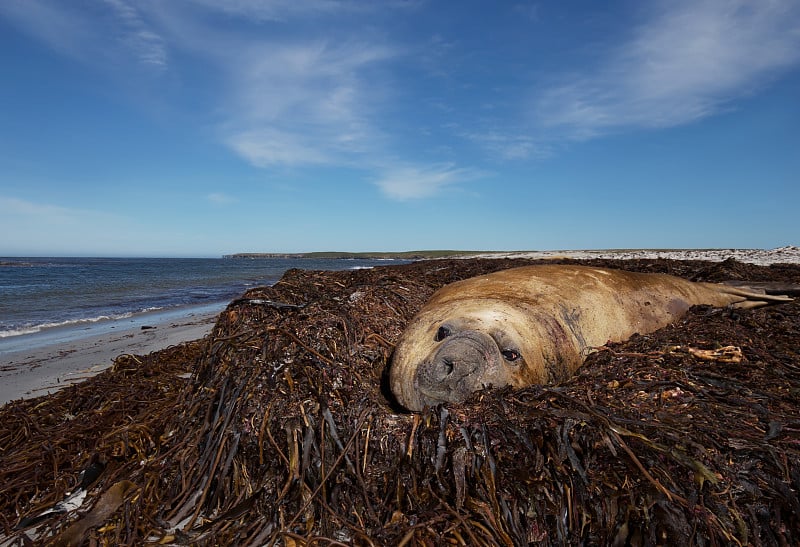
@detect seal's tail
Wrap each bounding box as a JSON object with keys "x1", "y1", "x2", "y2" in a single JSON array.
[{"x1": 718, "y1": 281, "x2": 796, "y2": 309}]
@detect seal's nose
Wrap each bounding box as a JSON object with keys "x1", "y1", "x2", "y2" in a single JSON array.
[{"x1": 437, "y1": 357, "x2": 455, "y2": 379}]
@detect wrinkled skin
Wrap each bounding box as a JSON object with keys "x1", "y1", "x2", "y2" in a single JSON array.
[{"x1": 390, "y1": 265, "x2": 791, "y2": 411}]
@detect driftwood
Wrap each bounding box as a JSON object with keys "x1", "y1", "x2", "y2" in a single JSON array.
[{"x1": 1, "y1": 258, "x2": 798, "y2": 545}]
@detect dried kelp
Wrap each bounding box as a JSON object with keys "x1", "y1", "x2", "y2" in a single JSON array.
[{"x1": 1, "y1": 258, "x2": 798, "y2": 545}]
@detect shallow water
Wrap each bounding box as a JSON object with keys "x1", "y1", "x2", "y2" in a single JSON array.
[{"x1": 0, "y1": 256, "x2": 406, "y2": 346}]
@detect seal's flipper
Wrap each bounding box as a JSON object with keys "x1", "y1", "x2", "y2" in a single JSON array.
[
  {"x1": 721, "y1": 281, "x2": 800, "y2": 297},
  {"x1": 716, "y1": 282, "x2": 795, "y2": 308}
]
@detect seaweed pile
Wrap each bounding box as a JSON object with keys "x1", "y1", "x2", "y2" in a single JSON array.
[{"x1": 1, "y1": 258, "x2": 798, "y2": 545}]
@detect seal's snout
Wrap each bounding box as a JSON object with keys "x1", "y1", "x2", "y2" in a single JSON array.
[
  {"x1": 411, "y1": 332, "x2": 501, "y2": 407},
  {"x1": 427, "y1": 341, "x2": 483, "y2": 384},
  {"x1": 417, "y1": 354, "x2": 473, "y2": 388},
  {"x1": 414, "y1": 352, "x2": 479, "y2": 405}
]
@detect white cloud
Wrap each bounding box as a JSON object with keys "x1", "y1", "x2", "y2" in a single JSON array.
[
  {"x1": 535, "y1": 0, "x2": 800, "y2": 138},
  {"x1": 374, "y1": 164, "x2": 481, "y2": 200},
  {"x1": 144, "y1": 3, "x2": 399, "y2": 167}
]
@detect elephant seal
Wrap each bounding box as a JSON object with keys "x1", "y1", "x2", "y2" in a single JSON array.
[{"x1": 389, "y1": 265, "x2": 793, "y2": 411}]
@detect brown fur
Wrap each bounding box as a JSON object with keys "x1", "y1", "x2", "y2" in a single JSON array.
[{"x1": 390, "y1": 265, "x2": 791, "y2": 411}]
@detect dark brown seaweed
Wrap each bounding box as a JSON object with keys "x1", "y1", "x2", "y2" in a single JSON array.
[{"x1": 1, "y1": 257, "x2": 798, "y2": 545}]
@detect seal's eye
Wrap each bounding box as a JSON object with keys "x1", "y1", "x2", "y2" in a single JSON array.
[
  {"x1": 501, "y1": 349, "x2": 521, "y2": 362},
  {"x1": 435, "y1": 325, "x2": 451, "y2": 342}
]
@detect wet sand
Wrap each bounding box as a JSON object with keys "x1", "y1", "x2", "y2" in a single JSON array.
[{"x1": 0, "y1": 309, "x2": 218, "y2": 406}]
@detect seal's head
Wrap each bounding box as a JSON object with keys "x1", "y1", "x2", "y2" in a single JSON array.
[{"x1": 390, "y1": 299, "x2": 545, "y2": 411}]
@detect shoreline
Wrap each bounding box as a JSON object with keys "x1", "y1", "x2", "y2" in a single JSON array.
[
  {"x1": 0, "y1": 305, "x2": 221, "y2": 406},
  {"x1": 0, "y1": 301, "x2": 228, "y2": 354}
]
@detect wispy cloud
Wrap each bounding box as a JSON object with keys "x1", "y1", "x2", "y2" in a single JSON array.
[
  {"x1": 460, "y1": 131, "x2": 552, "y2": 161},
  {"x1": 222, "y1": 40, "x2": 395, "y2": 167},
  {"x1": 374, "y1": 164, "x2": 482, "y2": 200},
  {"x1": 228, "y1": 129, "x2": 333, "y2": 167},
  {"x1": 0, "y1": 1, "x2": 91, "y2": 60},
  {"x1": 0, "y1": 0, "x2": 167, "y2": 69},
  {"x1": 534, "y1": 0, "x2": 800, "y2": 138},
  {"x1": 101, "y1": 0, "x2": 167, "y2": 68},
  {"x1": 177, "y1": 0, "x2": 427, "y2": 23},
  {"x1": 182, "y1": 0, "x2": 362, "y2": 22}
]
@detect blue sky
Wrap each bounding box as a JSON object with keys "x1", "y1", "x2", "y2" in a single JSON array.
[{"x1": 1, "y1": 0, "x2": 798, "y2": 257}]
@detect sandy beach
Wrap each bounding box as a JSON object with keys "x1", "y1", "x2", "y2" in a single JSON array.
[{"x1": 0, "y1": 307, "x2": 219, "y2": 406}]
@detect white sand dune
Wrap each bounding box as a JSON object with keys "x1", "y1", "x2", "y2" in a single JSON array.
[{"x1": 467, "y1": 246, "x2": 800, "y2": 266}]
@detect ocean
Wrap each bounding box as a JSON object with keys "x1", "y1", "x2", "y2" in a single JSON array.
[{"x1": 0, "y1": 257, "x2": 406, "y2": 348}]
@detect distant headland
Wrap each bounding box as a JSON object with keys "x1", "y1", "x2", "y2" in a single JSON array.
[{"x1": 222, "y1": 250, "x2": 500, "y2": 260}]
